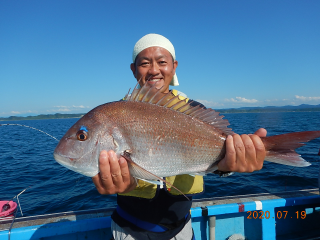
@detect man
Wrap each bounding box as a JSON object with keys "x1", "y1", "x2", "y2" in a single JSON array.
[{"x1": 92, "y1": 34, "x2": 267, "y2": 240}]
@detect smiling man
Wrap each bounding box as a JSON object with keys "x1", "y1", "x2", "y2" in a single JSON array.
[
  {"x1": 92, "y1": 34, "x2": 267, "y2": 240},
  {"x1": 130, "y1": 38, "x2": 178, "y2": 94}
]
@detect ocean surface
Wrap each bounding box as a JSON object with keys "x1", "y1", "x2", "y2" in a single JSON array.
[{"x1": 0, "y1": 112, "x2": 320, "y2": 217}]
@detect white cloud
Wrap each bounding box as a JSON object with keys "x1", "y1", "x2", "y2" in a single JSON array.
[
  {"x1": 53, "y1": 105, "x2": 90, "y2": 110},
  {"x1": 225, "y1": 97, "x2": 258, "y2": 103},
  {"x1": 295, "y1": 95, "x2": 320, "y2": 101},
  {"x1": 1, "y1": 106, "x2": 88, "y2": 118},
  {"x1": 196, "y1": 99, "x2": 224, "y2": 107},
  {"x1": 45, "y1": 105, "x2": 90, "y2": 114},
  {"x1": 54, "y1": 105, "x2": 68, "y2": 108},
  {"x1": 9, "y1": 110, "x2": 36, "y2": 115},
  {"x1": 0, "y1": 110, "x2": 39, "y2": 117},
  {"x1": 72, "y1": 105, "x2": 88, "y2": 108}
]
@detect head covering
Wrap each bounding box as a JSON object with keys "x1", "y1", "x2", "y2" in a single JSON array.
[{"x1": 132, "y1": 33, "x2": 179, "y2": 86}]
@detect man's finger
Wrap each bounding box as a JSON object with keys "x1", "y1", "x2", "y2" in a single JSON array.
[
  {"x1": 250, "y1": 134, "x2": 266, "y2": 170},
  {"x1": 241, "y1": 134, "x2": 256, "y2": 172},
  {"x1": 108, "y1": 150, "x2": 123, "y2": 186},
  {"x1": 254, "y1": 128, "x2": 267, "y2": 137},
  {"x1": 119, "y1": 157, "x2": 131, "y2": 184},
  {"x1": 92, "y1": 150, "x2": 112, "y2": 194},
  {"x1": 241, "y1": 134, "x2": 256, "y2": 161},
  {"x1": 233, "y1": 134, "x2": 246, "y2": 170},
  {"x1": 218, "y1": 135, "x2": 236, "y2": 171}
]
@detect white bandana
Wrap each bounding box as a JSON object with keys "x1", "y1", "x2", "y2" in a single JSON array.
[{"x1": 132, "y1": 34, "x2": 179, "y2": 86}]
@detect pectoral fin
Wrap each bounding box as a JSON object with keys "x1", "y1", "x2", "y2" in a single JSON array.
[
  {"x1": 121, "y1": 151, "x2": 190, "y2": 200},
  {"x1": 137, "y1": 178, "x2": 161, "y2": 185}
]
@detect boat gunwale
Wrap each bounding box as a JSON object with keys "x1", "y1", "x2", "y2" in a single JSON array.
[
  {"x1": 0, "y1": 188, "x2": 319, "y2": 231},
  {"x1": 192, "y1": 188, "x2": 319, "y2": 207},
  {"x1": 0, "y1": 207, "x2": 115, "y2": 231}
]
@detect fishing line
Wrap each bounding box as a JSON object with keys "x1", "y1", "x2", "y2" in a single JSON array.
[
  {"x1": 0, "y1": 122, "x2": 88, "y2": 237},
  {"x1": 0, "y1": 123, "x2": 59, "y2": 142},
  {"x1": 0, "y1": 122, "x2": 87, "y2": 200}
]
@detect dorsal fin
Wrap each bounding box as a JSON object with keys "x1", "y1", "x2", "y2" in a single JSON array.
[{"x1": 125, "y1": 83, "x2": 233, "y2": 135}]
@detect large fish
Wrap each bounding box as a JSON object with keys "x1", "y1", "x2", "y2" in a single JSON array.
[{"x1": 53, "y1": 84, "x2": 320, "y2": 182}]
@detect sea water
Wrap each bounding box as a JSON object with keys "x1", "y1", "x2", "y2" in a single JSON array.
[{"x1": 0, "y1": 112, "x2": 319, "y2": 216}]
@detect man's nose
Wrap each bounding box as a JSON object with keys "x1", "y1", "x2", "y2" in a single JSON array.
[{"x1": 148, "y1": 63, "x2": 160, "y2": 75}]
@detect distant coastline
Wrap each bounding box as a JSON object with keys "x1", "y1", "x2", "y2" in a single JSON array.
[
  {"x1": 218, "y1": 103, "x2": 320, "y2": 114},
  {"x1": 0, "y1": 113, "x2": 85, "y2": 121},
  {"x1": 217, "y1": 108, "x2": 320, "y2": 114},
  {"x1": 1, "y1": 104, "x2": 320, "y2": 121}
]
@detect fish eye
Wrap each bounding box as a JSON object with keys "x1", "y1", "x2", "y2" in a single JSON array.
[{"x1": 76, "y1": 130, "x2": 88, "y2": 141}]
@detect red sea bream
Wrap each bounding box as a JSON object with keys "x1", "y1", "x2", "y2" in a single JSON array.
[{"x1": 53, "y1": 84, "x2": 320, "y2": 181}]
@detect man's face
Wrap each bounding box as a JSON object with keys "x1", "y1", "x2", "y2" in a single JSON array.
[{"x1": 130, "y1": 46, "x2": 178, "y2": 93}]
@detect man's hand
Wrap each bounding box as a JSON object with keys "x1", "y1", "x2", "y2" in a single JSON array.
[
  {"x1": 218, "y1": 128, "x2": 267, "y2": 173},
  {"x1": 92, "y1": 150, "x2": 137, "y2": 195}
]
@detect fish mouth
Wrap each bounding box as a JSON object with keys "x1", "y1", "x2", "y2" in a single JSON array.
[
  {"x1": 53, "y1": 134, "x2": 102, "y2": 177},
  {"x1": 53, "y1": 152, "x2": 79, "y2": 171},
  {"x1": 53, "y1": 151, "x2": 83, "y2": 164},
  {"x1": 53, "y1": 152, "x2": 98, "y2": 177}
]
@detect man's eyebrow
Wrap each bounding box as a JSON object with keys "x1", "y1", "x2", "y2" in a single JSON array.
[
  {"x1": 136, "y1": 55, "x2": 170, "y2": 63},
  {"x1": 155, "y1": 55, "x2": 168, "y2": 60},
  {"x1": 139, "y1": 57, "x2": 151, "y2": 61}
]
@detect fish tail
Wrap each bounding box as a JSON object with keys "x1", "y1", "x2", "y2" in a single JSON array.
[{"x1": 262, "y1": 131, "x2": 320, "y2": 167}]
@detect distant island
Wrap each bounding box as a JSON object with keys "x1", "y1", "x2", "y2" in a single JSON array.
[
  {"x1": 217, "y1": 103, "x2": 320, "y2": 113},
  {"x1": 1, "y1": 104, "x2": 320, "y2": 121},
  {"x1": 0, "y1": 113, "x2": 85, "y2": 121}
]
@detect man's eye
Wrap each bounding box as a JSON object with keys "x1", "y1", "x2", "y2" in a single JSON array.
[{"x1": 140, "y1": 62, "x2": 149, "y2": 66}]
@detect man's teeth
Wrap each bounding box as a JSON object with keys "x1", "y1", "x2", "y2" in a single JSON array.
[{"x1": 148, "y1": 79, "x2": 160, "y2": 82}]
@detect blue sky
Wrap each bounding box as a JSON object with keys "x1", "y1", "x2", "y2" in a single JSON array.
[{"x1": 1, "y1": 0, "x2": 319, "y2": 117}]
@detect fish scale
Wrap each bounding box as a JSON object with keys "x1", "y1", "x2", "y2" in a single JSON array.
[{"x1": 105, "y1": 101, "x2": 226, "y2": 177}]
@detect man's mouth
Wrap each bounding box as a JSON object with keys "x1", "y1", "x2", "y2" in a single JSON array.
[{"x1": 147, "y1": 78, "x2": 161, "y2": 82}]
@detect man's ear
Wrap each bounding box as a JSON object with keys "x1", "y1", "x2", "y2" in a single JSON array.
[
  {"x1": 130, "y1": 63, "x2": 136, "y2": 77},
  {"x1": 173, "y1": 60, "x2": 178, "y2": 74}
]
